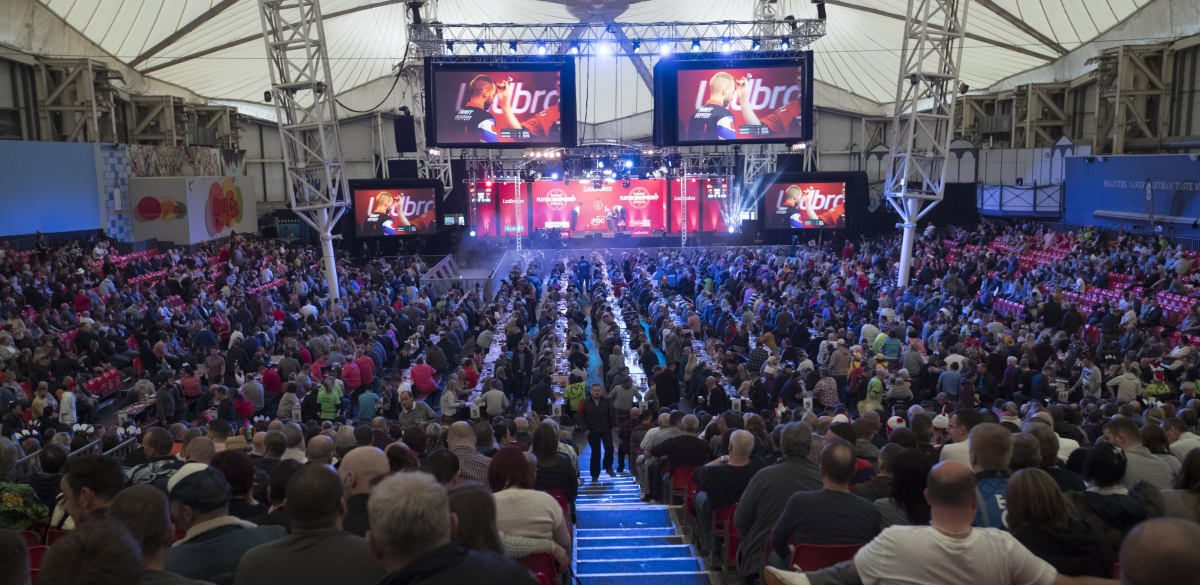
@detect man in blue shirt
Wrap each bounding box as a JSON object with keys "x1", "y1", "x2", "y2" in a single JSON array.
[
  {"x1": 576, "y1": 256, "x2": 591, "y2": 292},
  {"x1": 358, "y1": 387, "x2": 380, "y2": 422},
  {"x1": 970, "y1": 423, "x2": 1012, "y2": 531}
]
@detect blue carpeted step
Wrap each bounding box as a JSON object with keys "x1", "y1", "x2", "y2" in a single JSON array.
[
  {"x1": 578, "y1": 545, "x2": 694, "y2": 560},
  {"x1": 576, "y1": 506, "x2": 671, "y2": 529},
  {"x1": 579, "y1": 535, "x2": 684, "y2": 547},
  {"x1": 576, "y1": 558, "x2": 705, "y2": 575},
  {"x1": 577, "y1": 527, "x2": 677, "y2": 538},
  {"x1": 578, "y1": 574, "x2": 710, "y2": 585}
]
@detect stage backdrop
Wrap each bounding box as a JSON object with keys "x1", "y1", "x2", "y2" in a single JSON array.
[
  {"x1": 496, "y1": 182, "x2": 529, "y2": 236},
  {"x1": 1064, "y1": 154, "x2": 1200, "y2": 233},
  {"x1": 129, "y1": 177, "x2": 257, "y2": 245},
  {"x1": 669, "y1": 178, "x2": 728, "y2": 233},
  {"x1": 531, "y1": 179, "x2": 666, "y2": 235}
]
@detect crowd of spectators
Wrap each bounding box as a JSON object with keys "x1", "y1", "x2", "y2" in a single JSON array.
[{"x1": 4, "y1": 217, "x2": 1200, "y2": 585}]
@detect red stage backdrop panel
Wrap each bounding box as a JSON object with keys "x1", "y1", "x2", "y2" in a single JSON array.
[
  {"x1": 475, "y1": 198, "x2": 498, "y2": 236},
  {"x1": 496, "y1": 182, "x2": 529, "y2": 236},
  {"x1": 531, "y1": 179, "x2": 666, "y2": 236},
  {"x1": 353, "y1": 188, "x2": 436, "y2": 236},
  {"x1": 764, "y1": 181, "x2": 846, "y2": 229},
  {"x1": 433, "y1": 70, "x2": 562, "y2": 144},
  {"x1": 676, "y1": 65, "x2": 806, "y2": 143}
]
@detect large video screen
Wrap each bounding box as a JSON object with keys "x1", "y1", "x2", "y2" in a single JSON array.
[
  {"x1": 425, "y1": 59, "x2": 576, "y2": 148},
  {"x1": 765, "y1": 182, "x2": 846, "y2": 229},
  {"x1": 531, "y1": 180, "x2": 666, "y2": 236},
  {"x1": 350, "y1": 179, "x2": 440, "y2": 236},
  {"x1": 654, "y1": 54, "x2": 814, "y2": 147}
]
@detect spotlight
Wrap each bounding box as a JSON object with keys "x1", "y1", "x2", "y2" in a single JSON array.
[
  {"x1": 780, "y1": 38, "x2": 790, "y2": 50},
  {"x1": 728, "y1": 226, "x2": 736, "y2": 234},
  {"x1": 485, "y1": 179, "x2": 493, "y2": 187},
  {"x1": 598, "y1": 43, "x2": 610, "y2": 55},
  {"x1": 469, "y1": 230, "x2": 476, "y2": 237},
  {"x1": 569, "y1": 41, "x2": 580, "y2": 55},
  {"x1": 752, "y1": 38, "x2": 761, "y2": 51},
  {"x1": 509, "y1": 42, "x2": 518, "y2": 55},
  {"x1": 624, "y1": 159, "x2": 634, "y2": 168},
  {"x1": 631, "y1": 41, "x2": 640, "y2": 52},
  {"x1": 603, "y1": 169, "x2": 612, "y2": 176},
  {"x1": 476, "y1": 42, "x2": 486, "y2": 55},
  {"x1": 721, "y1": 39, "x2": 732, "y2": 53},
  {"x1": 596, "y1": 160, "x2": 605, "y2": 169},
  {"x1": 691, "y1": 39, "x2": 701, "y2": 52},
  {"x1": 427, "y1": 147, "x2": 441, "y2": 156},
  {"x1": 537, "y1": 41, "x2": 547, "y2": 55},
  {"x1": 551, "y1": 172, "x2": 560, "y2": 180},
  {"x1": 445, "y1": 42, "x2": 454, "y2": 55},
  {"x1": 659, "y1": 43, "x2": 672, "y2": 56},
  {"x1": 605, "y1": 177, "x2": 615, "y2": 184}
]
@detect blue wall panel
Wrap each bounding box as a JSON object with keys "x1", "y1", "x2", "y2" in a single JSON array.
[
  {"x1": 1064, "y1": 155, "x2": 1200, "y2": 233},
  {"x1": 0, "y1": 141, "x2": 100, "y2": 237}
]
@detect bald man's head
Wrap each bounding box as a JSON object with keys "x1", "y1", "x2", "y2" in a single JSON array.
[
  {"x1": 447, "y1": 421, "x2": 475, "y2": 449},
  {"x1": 338, "y1": 447, "x2": 391, "y2": 496},
  {"x1": 306, "y1": 435, "x2": 336, "y2": 465},
  {"x1": 729, "y1": 430, "x2": 754, "y2": 458},
  {"x1": 926, "y1": 461, "x2": 977, "y2": 508},
  {"x1": 185, "y1": 437, "x2": 215, "y2": 464},
  {"x1": 373, "y1": 417, "x2": 387, "y2": 431},
  {"x1": 658, "y1": 413, "x2": 671, "y2": 427},
  {"x1": 1121, "y1": 518, "x2": 1200, "y2": 585}
]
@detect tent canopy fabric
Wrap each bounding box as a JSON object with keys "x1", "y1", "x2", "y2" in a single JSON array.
[{"x1": 34, "y1": 0, "x2": 1161, "y2": 118}]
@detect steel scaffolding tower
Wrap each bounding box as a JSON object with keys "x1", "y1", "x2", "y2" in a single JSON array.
[
  {"x1": 884, "y1": 0, "x2": 971, "y2": 287},
  {"x1": 258, "y1": 0, "x2": 351, "y2": 300}
]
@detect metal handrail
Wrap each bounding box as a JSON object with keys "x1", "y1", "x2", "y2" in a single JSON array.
[{"x1": 103, "y1": 436, "x2": 141, "y2": 459}]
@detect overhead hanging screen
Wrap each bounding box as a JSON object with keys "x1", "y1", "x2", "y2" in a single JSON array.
[
  {"x1": 425, "y1": 59, "x2": 577, "y2": 148},
  {"x1": 653, "y1": 53, "x2": 814, "y2": 147},
  {"x1": 764, "y1": 181, "x2": 846, "y2": 229},
  {"x1": 530, "y1": 179, "x2": 666, "y2": 236}
]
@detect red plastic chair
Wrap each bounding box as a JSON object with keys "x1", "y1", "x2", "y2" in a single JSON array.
[
  {"x1": 518, "y1": 552, "x2": 558, "y2": 585},
  {"x1": 666, "y1": 465, "x2": 698, "y2": 505},
  {"x1": 132, "y1": 358, "x2": 144, "y2": 375},
  {"x1": 790, "y1": 543, "x2": 867, "y2": 572},
  {"x1": 541, "y1": 490, "x2": 572, "y2": 525},
  {"x1": 714, "y1": 503, "x2": 738, "y2": 577},
  {"x1": 20, "y1": 531, "x2": 40, "y2": 547},
  {"x1": 683, "y1": 475, "x2": 701, "y2": 533},
  {"x1": 28, "y1": 545, "x2": 48, "y2": 570},
  {"x1": 45, "y1": 530, "x2": 68, "y2": 546}
]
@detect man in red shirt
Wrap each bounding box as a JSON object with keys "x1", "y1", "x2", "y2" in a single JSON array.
[
  {"x1": 409, "y1": 356, "x2": 437, "y2": 400},
  {"x1": 354, "y1": 349, "x2": 375, "y2": 392},
  {"x1": 520, "y1": 73, "x2": 561, "y2": 140}
]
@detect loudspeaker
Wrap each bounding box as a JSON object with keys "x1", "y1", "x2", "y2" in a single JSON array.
[
  {"x1": 1015, "y1": 177, "x2": 1024, "y2": 186},
  {"x1": 386, "y1": 159, "x2": 419, "y2": 178},
  {"x1": 393, "y1": 115, "x2": 418, "y2": 153}
]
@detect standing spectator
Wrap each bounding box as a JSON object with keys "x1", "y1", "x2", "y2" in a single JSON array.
[{"x1": 580, "y1": 383, "x2": 618, "y2": 483}]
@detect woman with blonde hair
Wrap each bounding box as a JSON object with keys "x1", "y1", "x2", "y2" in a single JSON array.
[{"x1": 1008, "y1": 468, "x2": 1113, "y2": 577}]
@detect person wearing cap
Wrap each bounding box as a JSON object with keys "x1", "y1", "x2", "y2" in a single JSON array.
[
  {"x1": 164, "y1": 463, "x2": 287, "y2": 584},
  {"x1": 233, "y1": 464, "x2": 385, "y2": 585}
]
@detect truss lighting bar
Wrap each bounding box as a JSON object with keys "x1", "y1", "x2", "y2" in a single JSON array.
[{"x1": 412, "y1": 20, "x2": 824, "y2": 59}]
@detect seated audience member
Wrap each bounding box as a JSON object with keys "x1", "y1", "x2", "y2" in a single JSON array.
[
  {"x1": 0, "y1": 438, "x2": 49, "y2": 530},
  {"x1": 0, "y1": 528, "x2": 29, "y2": 584},
  {"x1": 233, "y1": 464, "x2": 385, "y2": 585},
  {"x1": 692, "y1": 430, "x2": 764, "y2": 556},
  {"x1": 36, "y1": 520, "x2": 144, "y2": 585},
  {"x1": 853, "y1": 443, "x2": 903, "y2": 502},
  {"x1": 248, "y1": 459, "x2": 304, "y2": 532},
  {"x1": 449, "y1": 483, "x2": 568, "y2": 568},
  {"x1": 1065, "y1": 442, "x2": 1162, "y2": 549},
  {"x1": 769, "y1": 438, "x2": 882, "y2": 567},
  {"x1": 110, "y1": 484, "x2": 208, "y2": 585},
  {"x1": 1161, "y1": 449, "x2": 1200, "y2": 523},
  {"x1": 873, "y1": 448, "x2": 932, "y2": 528},
  {"x1": 765, "y1": 461, "x2": 1127, "y2": 585},
  {"x1": 969, "y1": 423, "x2": 1013, "y2": 530},
  {"x1": 1119, "y1": 518, "x2": 1200, "y2": 585},
  {"x1": 1023, "y1": 423, "x2": 1086, "y2": 492},
  {"x1": 488, "y1": 447, "x2": 573, "y2": 556},
  {"x1": 530, "y1": 423, "x2": 578, "y2": 504},
  {"x1": 339, "y1": 446, "x2": 392, "y2": 537},
  {"x1": 1006, "y1": 468, "x2": 1114, "y2": 577},
  {"x1": 60, "y1": 454, "x2": 125, "y2": 527},
  {"x1": 1104, "y1": 417, "x2": 1173, "y2": 491},
  {"x1": 210, "y1": 450, "x2": 268, "y2": 520},
  {"x1": 164, "y1": 463, "x2": 287, "y2": 584},
  {"x1": 365, "y1": 472, "x2": 538, "y2": 585}
]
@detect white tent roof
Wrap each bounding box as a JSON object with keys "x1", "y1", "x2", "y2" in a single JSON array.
[{"x1": 34, "y1": 0, "x2": 1163, "y2": 116}]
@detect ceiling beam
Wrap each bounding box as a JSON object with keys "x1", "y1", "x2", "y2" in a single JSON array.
[
  {"x1": 823, "y1": 0, "x2": 1055, "y2": 62},
  {"x1": 129, "y1": 0, "x2": 240, "y2": 68},
  {"x1": 971, "y1": 0, "x2": 1068, "y2": 55},
  {"x1": 140, "y1": 0, "x2": 407, "y2": 75},
  {"x1": 602, "y1": 17, "x2": 653, "y2": 93}
]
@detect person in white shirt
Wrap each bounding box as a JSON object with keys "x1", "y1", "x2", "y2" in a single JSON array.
[
  {"x1": 91, "y1": 242, "x2": 108, "y2": 262},
  {"x1": 939, "y1": 408, "x2": 980, "y2": 467},
  {"x1": 765, "y1": 461, "x2": 1112, "y2": 585}
]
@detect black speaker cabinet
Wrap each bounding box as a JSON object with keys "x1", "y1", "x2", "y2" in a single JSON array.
[{"x1": 393, "y1": 115, "x2": 418, "y2": 153}]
